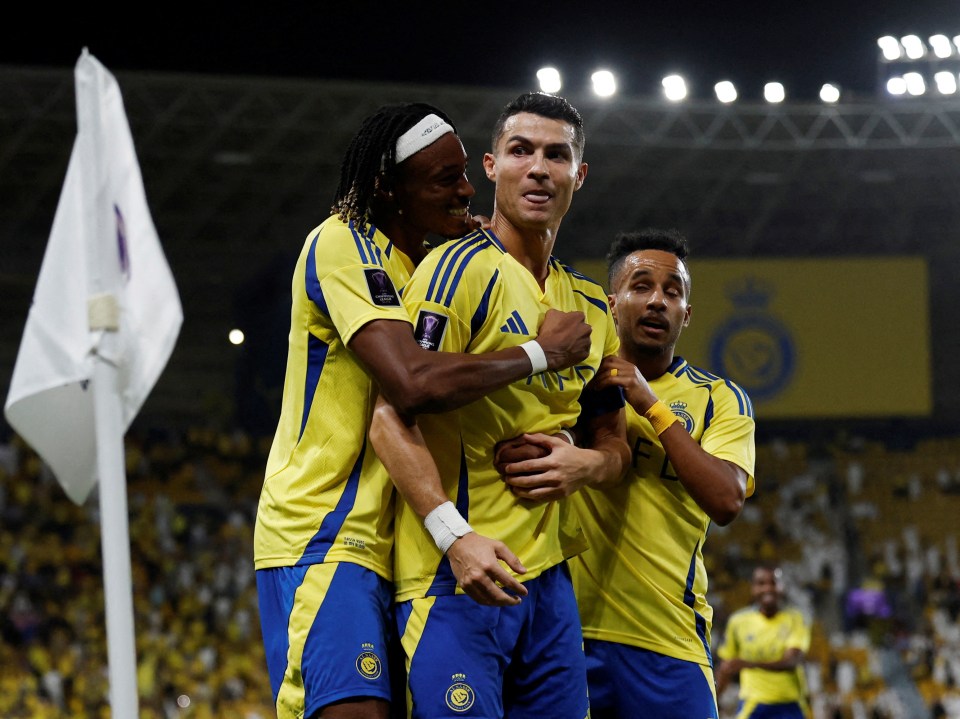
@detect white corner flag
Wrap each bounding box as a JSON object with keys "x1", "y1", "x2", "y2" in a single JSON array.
[
  {"x1": 4, "y1": 50, "x2": 182, "y2": 716},
  {"x1": 5, "y1": 50, "x2": 182, "y2": 503}
]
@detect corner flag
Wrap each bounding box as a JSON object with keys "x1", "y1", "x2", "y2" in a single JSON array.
[{"x1": 4, "y1": 50, "x2": 182, "y2": 504}]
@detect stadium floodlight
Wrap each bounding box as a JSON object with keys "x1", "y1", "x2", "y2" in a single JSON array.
[
  {"x1": 820, "y1": 83, "x2": 841, "y2": 103},
  {"x1": 662, "y1": 74, "x2": 687, "y2": 102},
  {"x1": 764, "y1": 82, "x2": 785, "y2": 103},
  {"x1": 537, "y1": 67, "x2": 562, "y2": 94},
  {"x1": 904, "y1": 71, "x2": 926, "y2": 95},
  {"x1": 229, "y1": 329, "x2": 245, "y2": 345},
  {"x1": 934, "y1": 71, "x2": 958, "y2": 94},
  {"x1": 901, "y1": 35, "x2": 926, "y2": 60},
  {"x1": 878, "y1": 36, "x2": 903, "y2": 61},
  {"x1": 886, "y1": 77, "x2": 907, "y2": 95},
  {"x1": 930, "y1": 34, "x2": 954, "y2": 59},
  {"x1": 714, "y1": 80, "x2": 737, "y2": 103},
  {"x1": 591, "y1": 70, "x2": 617, "y2": 97}
]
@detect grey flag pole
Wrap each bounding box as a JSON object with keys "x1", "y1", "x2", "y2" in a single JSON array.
[{"x1": 92, "y1": 312, "x2": 140, "y2": 715}]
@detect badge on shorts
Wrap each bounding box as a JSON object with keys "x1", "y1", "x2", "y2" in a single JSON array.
[
  {"x1": 355, "y1": 643, "x2": 382, "y2": 680},
  {"x1": 414, "y1": 310, "x2": 448, "y2": 351},
  {"x1": 364, "y1": 268, "x2": 401, "y2": 307},
  {"x1": 445, "y1": 673, "x2": 475, "y2": 712}
]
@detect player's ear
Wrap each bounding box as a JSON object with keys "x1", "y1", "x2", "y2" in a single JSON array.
[
  {"x1": 483, "y1": 153, "x2": 497, "y2": 182},
  {"x1": 374, "y1": 172, "x2": 395, "y2": 203},
  {"x1": 573, "y1": 161, "x2": 588, "y2": 191}
]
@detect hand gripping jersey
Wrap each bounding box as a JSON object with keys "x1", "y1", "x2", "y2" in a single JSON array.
[
  {"x1": 718, "y1": 605, "x2": 811, "y2": 705},
  {"x1": 571, "y1": 358, "x2": 756, "y2": 666},
  {"x1": 254, "y1": 216, "x2": 415, "y2": 578},
  {"x1": 394, "y1": 229, "x2": 620, "y2": 601}
]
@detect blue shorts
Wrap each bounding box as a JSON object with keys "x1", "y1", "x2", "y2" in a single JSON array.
[
  {"x1": 735, "y1": 700, "x2": 808, "y2": 719},
  {"x1": 257, "y1": 562, "x2": 395, "y2": 718},
  {"x1": 585, "y1": 640, "x2": 718, "y2": 719},
  {"x1": 396, "y1": 563, "x2": 588, "y2": 719}
]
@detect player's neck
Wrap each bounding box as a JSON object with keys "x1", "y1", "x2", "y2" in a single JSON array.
[
  {"x1": 376, "y1": 216, "x2": 430, "y2": 265},
  {"x1": 489, "y1": 213, "x2": 557, "y2": 289},
  {"x1": 622, "y1": 344, "x2": 674, "y2": 381}
]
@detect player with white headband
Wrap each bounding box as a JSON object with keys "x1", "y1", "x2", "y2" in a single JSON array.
[{"x1": 254, "y1": 103, "x2": 592, "y2": 719}]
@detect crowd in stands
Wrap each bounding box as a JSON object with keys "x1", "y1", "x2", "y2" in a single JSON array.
[{"x1": 2, "y1": 425, "x2": 960, "y2": 717}]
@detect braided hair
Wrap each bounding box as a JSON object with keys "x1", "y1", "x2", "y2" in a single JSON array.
[{"x1": 332, "y1": 103, "x2": 457, "y2": 234}]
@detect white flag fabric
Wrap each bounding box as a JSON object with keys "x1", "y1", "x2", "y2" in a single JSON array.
[{"x1": 4, "y1": 51, "x2": 182, "y2": 504}]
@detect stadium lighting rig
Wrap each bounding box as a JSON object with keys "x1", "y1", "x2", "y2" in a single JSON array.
[
  {"x1": 591, "y1": 70, "x2": 617, "y2": 97},
  {"x1": 662, "y1": 74, "x2": 688, "y2": 102},
  {"x1": 536, "y1": 67, "x2": 562, "y2": 93},
  {"x1": 532, "y1": 69, "x2": 846, "y2": 104},
  {"x1": 878, "y1": 34, "x2": 960, "y2": 97}
]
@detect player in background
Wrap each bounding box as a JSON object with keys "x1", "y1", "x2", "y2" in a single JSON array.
[
  {"x1": 254, "y1": 103, "x2": 591, "y2": 719},
  {"x1": 716, "y1": 565, "x2": 812, "y2": 719}
]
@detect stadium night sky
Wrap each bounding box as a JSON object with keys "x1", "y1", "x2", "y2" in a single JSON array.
[{"x1": 2, "y1": 0, "x2": 957, "y2": 101}]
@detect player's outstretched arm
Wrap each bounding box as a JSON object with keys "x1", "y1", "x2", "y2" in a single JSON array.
[
  {"x1": 369, "y1": 398, "x2": 528, "y2": 606},
  {"x1": 349, "y1": 309, "x2": 591, "y2": 416},
  {"x1": 594, "y1": 355, "x2": 747, "y2": 526}
]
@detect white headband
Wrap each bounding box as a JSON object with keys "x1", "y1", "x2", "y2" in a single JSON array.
[{"x1": 394, "y1": 113, "x2": 454, "y2": 163}]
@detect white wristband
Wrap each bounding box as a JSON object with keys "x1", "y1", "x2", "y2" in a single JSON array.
[
  {"x1": 519, "y1": 340, "x2": 548, "y2": 375},
  {"x1": 556, "y1": 428, "x2": 575, "y2": 445},
  {"x1": 424, "y1": 501, "x2": 473, "y2": 554}
]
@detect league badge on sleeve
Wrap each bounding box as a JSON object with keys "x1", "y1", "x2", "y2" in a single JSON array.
[
  {"x1": 363, "y1": 268, "x2": 401, "y2": 307},
  {"x1": 414, "y1": 310, "x2": 448, "y2": 351}
]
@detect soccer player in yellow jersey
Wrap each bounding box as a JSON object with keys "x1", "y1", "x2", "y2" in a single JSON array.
[
  {"x1": 716, "y1": 566, "x2": 812, "y2": 719},
  {"x1": 254, "y1": 103, "x2": 592, "y2": 719},
  {"x1": 370, "y1": 93, "x2": 630, "y2": 718},
  {"x1": 569, "y1": 228, "x2": 756, "y2": 719}
]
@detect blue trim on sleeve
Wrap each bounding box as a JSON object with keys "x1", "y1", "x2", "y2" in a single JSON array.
[
  {"x1": 426, "y1": 235, "x2": 478, "y2": 302},
  {"x1": 442, "y1": 242, "x2": 488, "y2": 307},
  {"x1": 305, "y1": 233, "x2": 329, "y2": 315},
  {"x1": 348, "y1": 221, "x2": 372, "y2": 264},
  {"x1": 724, "y1": 379, "x2": 754, "y2": 418}
]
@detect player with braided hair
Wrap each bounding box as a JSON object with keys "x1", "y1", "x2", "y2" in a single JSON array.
[
  {"x1": 331, "y1": 103, "x2": 456, "y2": 238},
  {"x1": 255, "y1": 103, "x2": 592, "y2": 719}
]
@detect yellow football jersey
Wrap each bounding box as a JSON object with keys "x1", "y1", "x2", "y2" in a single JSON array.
[
  {"x1": 717, "y1": 606, "x2": 811, "y2": 704},
  {"x1": 393, "y1": 229, "x2": 620, "y2": 601},
  {"x1": 571, "y1": 358, "x2": 756, "y2": 666},
  {"x1": 254, "y1": 216, "x2": 415, "y2": 577}
]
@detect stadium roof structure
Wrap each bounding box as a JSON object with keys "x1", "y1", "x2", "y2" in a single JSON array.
[{"x1": 3, "y1": 67, "x2": 960, "y2": 426}]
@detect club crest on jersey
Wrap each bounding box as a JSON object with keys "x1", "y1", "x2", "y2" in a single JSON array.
[
  {"x1": 415, "y1": 310, "x2": 448, "y2": 351},
  {"x1": 355, "y1": 643, "x2": 382, "y2": 680},
  {"x1": 669, "y1": 400, "x2": 695, "y2": 433},
  {"x1": 364, "y1": 268, "x2": 401, "y2": 306},
  {"x1": 445, "y1": 673, "x2": 475, "y2": 712}
]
